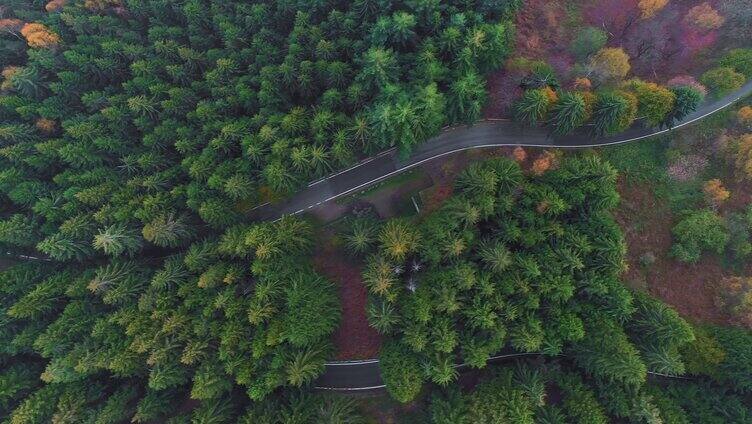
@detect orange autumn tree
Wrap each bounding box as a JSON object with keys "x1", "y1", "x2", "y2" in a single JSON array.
[
  {"x1": 512, "y1": 146, "x2": 527, "y2": 163},
  {"x1": 715, "y1": 276, "x2": 752, "y2": 329},
  {"x1": 35, "y1": 118, "x2": 56, "y2": 134},
  {"x1": 531, "y1": 151, "x2": 557, "y2": 176},
  {"x1": 20, "y1": 23, "x2": 60, "y2": 49},
  {"x1": 738, "y1": 106, "x2": 752, "y2": 129},
  {"x1": 0, "y1": 18, "x2": 24, "y2": 35},
  {"x1": 702, "y1": 179, "x2": 730, "y2": 207},
  {"x1": 1, "y1": 66, "x2": 20, "y2": 91},
  {"x1": 45, "y1": 0, "x2": 68, "y2": 12},
  {"x1": 572, "y1": 77, "x2": 592, "y2": 91},
  {"x1": 685, "y1": 2, "x2": 725, "y2": 31},
  {"x1": 638, "y1": 0, "x2": 669, "y2": 19}
]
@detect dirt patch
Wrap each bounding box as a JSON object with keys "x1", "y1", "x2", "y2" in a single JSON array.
[
  {"x1": 615, "y1": 179, "x2": 732, "y2": 325},
  {"x1": 484, "y1": 68, "x2": 523, "y2": 119},
  {"x1": 313, "y1": 236, "x2": 382, "y2": 360}
]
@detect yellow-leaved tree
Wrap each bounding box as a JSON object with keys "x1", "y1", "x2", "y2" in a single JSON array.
[
  {"x1": 590, "y1": 47, "x2": 631, "y2": 83},
  {"x1": 638, "y1": 0, "x2": 669, "y2": 19}
]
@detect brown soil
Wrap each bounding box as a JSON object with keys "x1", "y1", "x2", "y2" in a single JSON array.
[
  {"x1": 313, "y1": 237, "x2": 382, "y2": 360},
  {"x1": 615, "y1": 179, "x2": 732, "y2": 325}
]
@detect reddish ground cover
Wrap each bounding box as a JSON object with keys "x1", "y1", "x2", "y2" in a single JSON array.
[
  {"x1": 313, "y1": 239, "x2": 382, "y2": 360},
  {"x1": 615, "y1": 179, "x2": 732, "y2": 325}
]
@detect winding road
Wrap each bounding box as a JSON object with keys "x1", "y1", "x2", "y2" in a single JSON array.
[
  {"x1": 251, "y1": 80, "x2": 752, "y2": 222},
  {"x1": 253, "y1": 82, "x2": 752, "y2": 391}
]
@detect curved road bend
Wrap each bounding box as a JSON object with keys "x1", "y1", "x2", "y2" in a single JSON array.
[{"x1": 251, "y1": 80, "x2": 752, "y2": 221}]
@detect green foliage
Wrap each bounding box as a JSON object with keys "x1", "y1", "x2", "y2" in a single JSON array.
[
  {"x1": 711, "y1": 326, "x2": 752, "y2": 393},
  {"x1": 627, "y1": 291, "x2": 694, "y2": 375},
  {"x1": 548, "y1": 91, "x2": 588, "y2": 135},
  {"x1": 592, "y1": 91, "x2": 638, "y2": 136},
  {"x1": 555, "y1": 372, "x2": 609, "y2": 424},
  {"x1": 240, "y1": 392, "x2": 364, "y2": 424},
  {"x1": 380, "y1": 341, "x2": 424, "y2": 403},
  {"x1": 514, "y1": 88, "x2": 551, "y2": 125},
  {"x1": 719, "y1": 48, "x2": 752, "y2": 79},
  {"x1": 670, "y1": 210, "x2": 729, "y2": 263},
  {"x1": 624, "y1": 79, "x2": 676, "y2": 126},
  {"x1": 364, "y1": 156, "x2": 655, "y2": 398},
  {"x1": 701, "y1": 67, "x2": 746, "y2": 97},
  {"x1": 570, "y1": 313, "x2": 647, "y2": 386},
  {"x1": 428, "y1": 369, "x2": 535, "y2": 423},
  {"x1": 570, "y1": 27, "x2": 608, "y2": 61},
  {"x1": 664, "y1": 86, "x2": 704, "y2": 126}
]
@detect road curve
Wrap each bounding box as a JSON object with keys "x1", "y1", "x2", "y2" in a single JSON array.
[
  {"x1": 251, "y1": 80, "x2": 752, "y2": 221},
  {"x1": 275, "y1": 82, "x2": 752, "y2": 391}
]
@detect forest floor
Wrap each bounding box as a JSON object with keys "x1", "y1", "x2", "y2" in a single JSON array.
[
  {"x1": 313, "y1": 232, "x2": 382, "y2": 360},
  {"x1": 615, "y1": 180, "x2": 732, "y2": 325}
]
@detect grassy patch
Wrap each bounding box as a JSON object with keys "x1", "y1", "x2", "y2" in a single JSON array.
[{"x1": 359, "y1": 169, "x2": 425, "y2": 197}]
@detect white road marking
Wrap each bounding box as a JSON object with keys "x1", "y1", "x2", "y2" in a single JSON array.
[{"x1": 290, "y1": 89, "x2": 750, "y2": 216}]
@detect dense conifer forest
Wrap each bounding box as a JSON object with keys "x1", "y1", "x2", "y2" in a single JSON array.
[{"x1": 1, "y1": 0, "x2": 751, "y2": 422}]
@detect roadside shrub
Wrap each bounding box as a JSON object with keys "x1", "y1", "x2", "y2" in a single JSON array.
[
  {"x1": 623, "y1": 79, "x2": 676, "y2": 126},
  {"x1": 670, "y1": 209, "x2": 728, "y2": 263},
  {"x1": 514, "y1": 88, "x2": 553, "y2": 125},
  {"x1": 548, "y1": 91, "x2": 589, "y2": 135},
  {"x1": 665, "y1": 85, "x2": 704, "y2": 125},
  {"x1": 592, "y1": 90, "x2": 638, "y2": 136},
  {"x1": 719, "y1": 48, "x2": 752, "y2": 78},
  {"x1": 380, "y1": 341, "x2": 424, "y2": 403},
  {"x1": 700, "y1": 67, "x2": 746, "y2": 97}
]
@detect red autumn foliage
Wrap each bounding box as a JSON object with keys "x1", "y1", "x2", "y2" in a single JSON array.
[
  {"x1": 0, "y1": 18, "x2": 23, "y2": 33},
  {"x1": 514, "y1": 0, "x2": 570, "y2": 58},
  {"x1": 585, "y1": 0, "x2": 641, "y2": 41},
  {"x1": 585, "y1": 1, "x2": 720, "y2": 78}
]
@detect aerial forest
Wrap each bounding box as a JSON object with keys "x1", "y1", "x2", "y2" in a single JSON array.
[
  {"x1": 0, "y1": 0, "x2": 519, "y2": 421},
  {"x1": 1, "y1": 0, "x2": 752, "y2": 422}
]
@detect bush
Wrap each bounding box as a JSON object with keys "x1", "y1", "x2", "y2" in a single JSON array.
[
  {"x1": 380, "y1": 341, "x2": 424, "y2": 403},
  {"x1": 670, "y1": 210, "x2": 729, "y2": 263},
  {"x1": 624, "y1": 79, "x2": 676, "y2": 126},
  {"x1": 570, "y1": 27, "x2": 608, "y2": 61},
  {"x1": 719, "y1": 48, "x2": 752, "y2": 79},
  {"x1": 700, "y1": 67, "x2": 746, "y2": 97}
]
